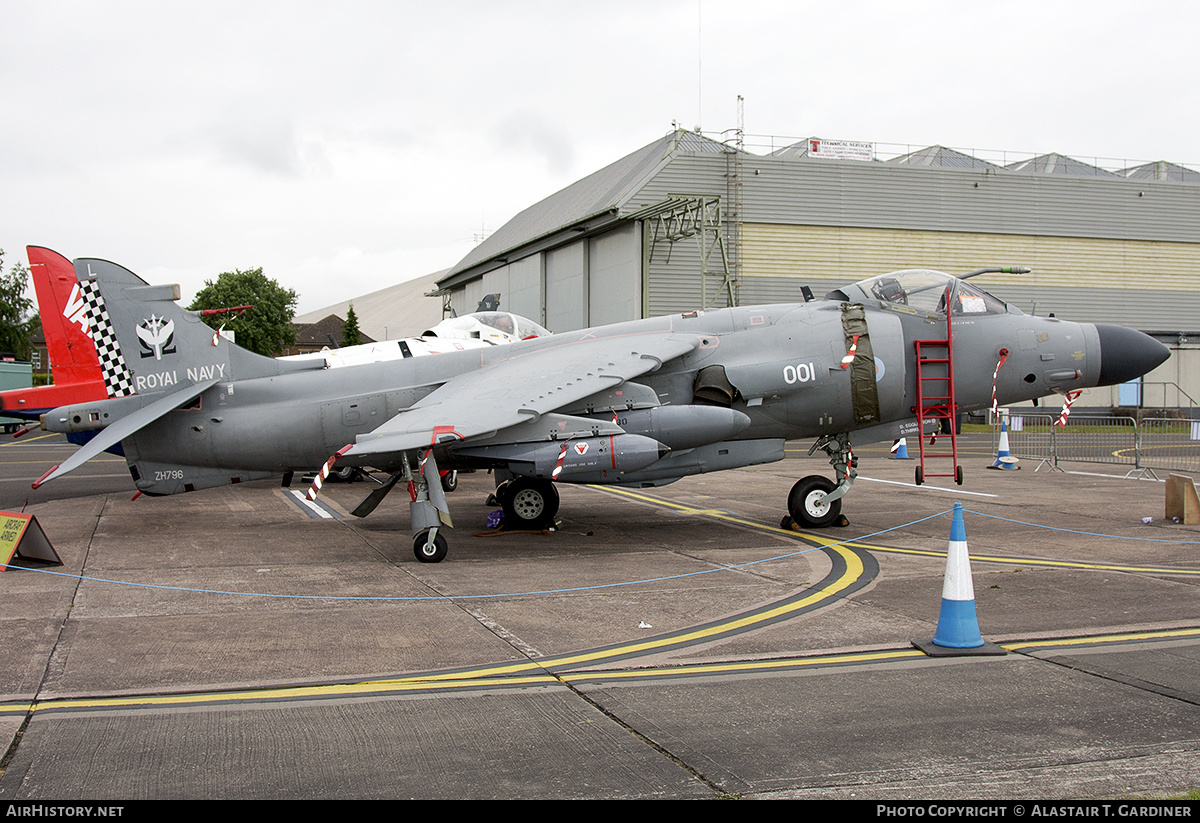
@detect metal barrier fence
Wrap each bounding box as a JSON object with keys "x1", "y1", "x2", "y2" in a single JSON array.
[
  {"x1": 1001, "y1": 413, "x2": 1058, "y2": 470},
  {"x1": 1139, "y1": 418, "x2": 1200, "y2": 475},
  {"x1": 998, "y1": 414, "x2": 1200, "y2": 476}
]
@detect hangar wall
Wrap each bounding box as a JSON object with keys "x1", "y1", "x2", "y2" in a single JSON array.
[
  {"x1": 441, "y1": 129, "x2": 1200, "y2": 410},
  {"x1": 738, "y1": 223, "x2": 1200, "y2": 329},
  {"x1": 458, "y1": 223, "x2": 643, "y2": 331}
]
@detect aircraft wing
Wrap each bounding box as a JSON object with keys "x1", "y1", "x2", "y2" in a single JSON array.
[{"x1": 346, "y1": 333, "x2": 701, "y2": 457}]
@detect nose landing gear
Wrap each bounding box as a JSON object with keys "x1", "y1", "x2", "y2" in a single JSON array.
[{"x1": 783, "y1": 433, "x2": 856, "y2": 529}]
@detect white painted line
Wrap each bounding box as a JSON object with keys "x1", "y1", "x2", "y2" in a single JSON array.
[
  {"x1": 857, "y1": 476, "x2": 1002, "y2": 498},
  {"x1": 287, "y1": 489, "x2": 338, "y2": 519},
  {"x1": 1062, "y1": 470, "x2": 1164, "y2": 483}
]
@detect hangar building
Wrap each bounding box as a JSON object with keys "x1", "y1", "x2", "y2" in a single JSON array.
[{"x1": 437, "y1": 129, "x2": 1200, "y2": 410}]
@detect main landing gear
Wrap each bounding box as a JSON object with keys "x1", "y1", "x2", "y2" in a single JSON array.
[
  {"x1": 408, "y1": 469, "x2": 561, "y2": 564},
  {"x1": 783, "y1": 433, "x2": 857, "y2": 529},
  {"x1": 493, "y1": 477, "x2": 560, "y2": 530}
]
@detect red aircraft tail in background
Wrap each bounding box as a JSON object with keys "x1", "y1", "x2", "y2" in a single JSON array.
[{"x1": 0, "y1": 246, "x2": 107, "y2": 420}]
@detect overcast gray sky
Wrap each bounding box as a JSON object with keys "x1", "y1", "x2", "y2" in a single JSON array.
[{"x1": 3, "y1": 0, "x2": 1197, "y2": 314}]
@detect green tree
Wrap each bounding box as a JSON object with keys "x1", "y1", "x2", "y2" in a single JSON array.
[
  {"x1": 0, "y1": 249, "x2": 36, "y2": 359},
  {"x1": 343, "y1": 302, "x2": 362, "y2": 347},
  {"x1": 187, "y1": 267, "x2": 298, "y2": 357}
]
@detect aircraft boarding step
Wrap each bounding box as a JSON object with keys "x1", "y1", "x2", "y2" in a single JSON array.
[{"x1": 913, "y1": 296, "x2": 962, "y2": 486}]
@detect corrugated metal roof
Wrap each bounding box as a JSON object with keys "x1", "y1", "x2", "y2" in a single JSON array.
[
  {"x1": 887, "y1": 145, "x2": 1001, "y2": 171},
  {"x1": 1004, "y1": 153, "x2": 1118, "y2": 177},
  {"x1": 1120, "y1": 161, "x2": 1200, "y2": 183},
  {"x1": 445, "y1": 130, "x2": 734, "y2": 279},
  {"x1": 769, "y1": 139, "x2": 817, "y2": 158},
  {"x1": 441, "y1": 132, "x2": 1200, "y2": 301}
]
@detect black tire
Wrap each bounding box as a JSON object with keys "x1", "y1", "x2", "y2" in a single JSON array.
[
  {"x1": 331, "y1": 465, "x2": 357, "y2": 483},
  {"x1": 501, "y1": 478, "x2": 560, "y2": 528},
  {"x1": 915, "y1": 465, "x2": 924, "y2": 486},
  {"x1": 441, "y1": 470, "x2": 458, "y2": 493},
  {"x1": 413, "y1": 530, "x2": 448, "y2": 563},
  {"x1": 489, "y1": 480, "x2": 511, "y2": 507},
  {"x1": 955, "y1": 465, "x2": 964, "y2": 486},
  {"x1": 787, "y1": 475, "x2": 841, "y2": 528}
]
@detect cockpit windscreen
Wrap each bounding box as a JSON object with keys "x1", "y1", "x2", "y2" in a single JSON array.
[
  {"x1": 473, "y1": 312, "x2": 551, "y2": 339},
  {"x1": 856, "y1": 269, "x2": 1009, "y2": 316}
]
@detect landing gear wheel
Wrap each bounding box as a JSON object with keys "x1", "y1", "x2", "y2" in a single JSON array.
[
  {"x1": 488, "y1": 480, "x2": 511, "y2": 507},
  {"x1": 441, "y1": 470, "x2": 458, "y2": 493},
  {"x1": 787, "y1": 475, "x2": 842, "y2": 528},
  {"x1": 501, "y1": 478, "x2": 560, "y2": 528},
  {"x1": 331, "y1": 465, "x2": 358, "y2": 482},
  {"x1": 413, "y1": 530, "x2": 448, "y2": 563}
]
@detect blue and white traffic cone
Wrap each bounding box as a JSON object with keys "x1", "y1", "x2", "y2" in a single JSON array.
[
  {"x1": 914, "y1": 503, "x2": 1003, "y2": 656},
  {"x1": 989, "y1": 420, "x2": 1018, "y2": 470},
  {"x1": 890, "y1": 438, "x2": 910, "y2": 460},
  {"x1": 931, "y1": 503, "x2": 983, "y2": 648}
]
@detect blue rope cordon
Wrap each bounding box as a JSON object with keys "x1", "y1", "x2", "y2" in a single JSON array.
[
  {"x1": 0, "y1": 510, "x2": 952, "y2": 602},
  {"x1": 964, "y1": 509, "x2": 1200, "y2": 545},
  {"x1": 7, "y1": 506, "x2": 1192, "y2": 600}
]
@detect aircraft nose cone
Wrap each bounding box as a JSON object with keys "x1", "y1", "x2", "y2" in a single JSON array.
[{"x1": 1094, "y1": 324, "x2": 1170, "y2": 386}]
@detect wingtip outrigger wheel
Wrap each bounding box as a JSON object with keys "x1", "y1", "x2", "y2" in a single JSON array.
[
  {"x1": 406, "y1": 450, "x2": 454, "y2": 562},
  {"x1": 414, "y1": 529, "x2": 448, "y2": 563}
]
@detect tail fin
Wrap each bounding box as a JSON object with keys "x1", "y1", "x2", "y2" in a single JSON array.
[
  {"x1": 27, "y1": 246, "x2": 104, "y2": 388},
  {"x1": 71, "y1": 257, "x2": 312, "y2": 398},
  {"x1": 34, "y1": 257, "x2": 319, "y2": 488},
  {"x1": 0, "y1": 248, "x2": 107, "y2": 419}
]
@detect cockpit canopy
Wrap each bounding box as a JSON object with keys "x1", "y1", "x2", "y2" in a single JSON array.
[
  {"x1": 831, "y1": 269, "x2": 1012, "y2": 316},
  {"x1": 423, "y1": 312, "x2": 552, "y2": 344}
]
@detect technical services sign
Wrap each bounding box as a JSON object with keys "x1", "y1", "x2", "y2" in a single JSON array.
[{"x1": 808, "y1": 138, "x2": 874, "y2": 161}]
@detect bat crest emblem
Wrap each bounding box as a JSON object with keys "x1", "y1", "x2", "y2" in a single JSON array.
[{"x1": 137, "y1": 315, "x2": 177, "y2": 360}]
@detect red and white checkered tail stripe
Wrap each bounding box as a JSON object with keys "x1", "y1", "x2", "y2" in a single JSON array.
[{"x1": 78, "y1": 279, "x2": 135, "y2": 398}]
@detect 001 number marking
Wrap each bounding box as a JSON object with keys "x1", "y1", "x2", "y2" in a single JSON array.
[{"x1": 782, "y1": 362, "x2": 816, "y2": 384}]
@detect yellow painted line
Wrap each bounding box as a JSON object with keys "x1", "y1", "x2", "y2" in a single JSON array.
[
  {"x1": 0, "y1": 457, "x2": 126, "y2": 465},
  {"x1": 0, "y1": 433, "x2": 61, "y2": 446},
  {"x1": 10, "y1": 629, "x2": 1198, "y2": 718},
  {"x1": 594, "y1": 484, "x2": 846, "y2": 544},
  {"x1": 1003, "y1": 627, "x2": 1200, "y2": 653},
  {"x1": 545, "y1": 549, "x2": 862, "y2": 670},
  {"x1": 562, "y1": 648, "x2": 927, "y2": 682},
  {"x1": 0, "y1": 431, "x2": 71, "y2": 443},
  {"x1": 387, "y1": 541, "x2": 867, "y2": 682},
  {"x1": 593, "y1": 485, "x2": 1200, "y2": 576},
  {"x1": 5, "y1": 494, "x2": 875, "y2": 712},
  {"x1": 8, "y1": 674, "x2": 563, "y2": 715},
  {"x1": 853, "y1": 544, "x2": 1200, "y2": 576},
  {"x1": 24, "y1": 487, "x2": 1192, "y2": 716}
]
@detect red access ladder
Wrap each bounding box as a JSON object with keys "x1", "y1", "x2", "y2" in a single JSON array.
[{"x1": 913, "y1": 294, "x2": 962, "y2": 485}]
